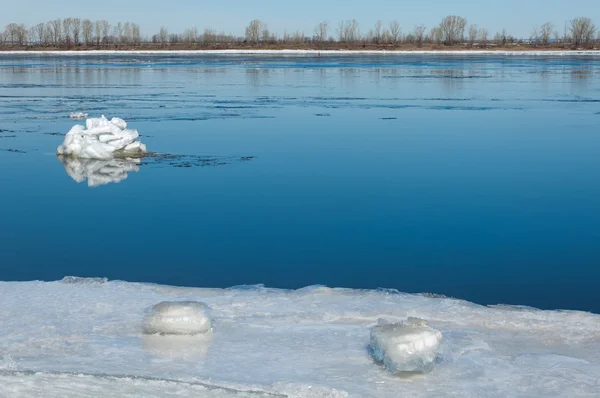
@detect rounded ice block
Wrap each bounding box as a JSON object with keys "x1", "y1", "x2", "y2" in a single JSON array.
[
  {"x1": 143, "y1": 301, "x2": 212, "y2": 335},
  {"x1": 370, "y1": 318, "x2": 442, "y2": 373},
  {"x1": 57, "y1": 115, "x2": 146, "y2": 159}
]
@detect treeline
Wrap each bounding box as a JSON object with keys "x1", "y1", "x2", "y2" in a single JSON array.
[{"x1": 1, "y1": 16, "x2": 598, "y2": 49}]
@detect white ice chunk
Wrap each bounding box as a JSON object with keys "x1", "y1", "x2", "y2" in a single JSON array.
[
  {"x1": 69, "y1": 111, "x2": 88, "y2": 120},
  {"x1": 143, "y1": 301, "x2": 212, "y2": 335},
  {"x1": 57, "y1": 115, "x2": 146, "y2": 160},
  {"x1": 370, "y1": 318, "x2": 442, "y2": 374},
  {"x1": 58, "y1": 156, "x2": 141, "y2": 187}
]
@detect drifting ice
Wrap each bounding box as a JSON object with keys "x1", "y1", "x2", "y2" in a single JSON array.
[
  {"x1": 57, "y1": 115, "x2": 146, "y2": 160},
  {"x1": 370, "y1": 318, "x2": 442, "y2": 374},
  {"x1": 69, "y1": 112, "x2": 88, "y2": 120},
  {"x1": 143, "y1": 301, "x2": 212, "y2": 335}
]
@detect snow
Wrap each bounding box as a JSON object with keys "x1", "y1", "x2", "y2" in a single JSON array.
[
  {"x1": 56, "y1": 115, "x2": 146, "y2": 160},
  {"x1": 57, "y1": 156, "x2": 140, "y2": 187},
  {"x1": 369, "y1": 318, "x2": 442, "y2": 373},
  {"x1": 143, "y1": 301, "x2": 212, "y2": 335},
  {"x1": 1, "y1": 50, "x2": 600, "y2": 56},
  {"x1": 69, "y1": 112, "x2": 88, "y2": 120},
  {"x1": 0, "y1": 280, "x2": 599, "y2": 397}
]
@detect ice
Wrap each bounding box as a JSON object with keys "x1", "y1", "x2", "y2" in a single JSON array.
[
  {"x1": 370, "y1": 318, "x2": 442, "y2": 373},
  {"x1": 143, "y1": 301, "x2": 212, "y2": 335},
  {"x1": 0, "y1": 280, "x2": 599, "y2": 397},
  {"x1": 69, "y1": 111, "x2": 88, "y2": 120},
  {"x1": 56, "y1": 115, "x2": 146, "y2": 160},
  {"x1": 57, "y1": 155, "x2": 140, "y2": 187}
]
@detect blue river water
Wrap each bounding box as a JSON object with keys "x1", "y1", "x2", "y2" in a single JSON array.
[{"x1": 1, "y1": 53, "x2": 599, "y2": 312}]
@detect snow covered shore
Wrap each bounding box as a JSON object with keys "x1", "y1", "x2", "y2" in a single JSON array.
[{"x1": 1, "y1": 279, "x2": 599, "y2": 397}]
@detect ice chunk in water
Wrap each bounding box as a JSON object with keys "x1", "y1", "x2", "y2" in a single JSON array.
[
  {"x1": 57, "y1": 115, "x2": 146, "y2": 160},
  {"x1": 143, "y1": 301, "x2": 212, "y2": 335},
  {"x1": 370, "y1": 318, "x2": 442, "y2": 374},
  {"x1": 69, "y1": 112, "x2": 88, "y2": 120}
]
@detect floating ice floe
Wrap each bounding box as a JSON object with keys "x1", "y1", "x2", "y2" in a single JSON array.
[
  {"x1": 143, "y1": 301, "x2": 212, "y2": 335},
  {"x1": 370, "y1": 318, "x2": 442, "y2": 374},
  {"x1": 69, "y1": 112, "x2": 88, "y2": 120},
  {"x1": 58, "y1": 156, "x2": 140, "y2": 187},
  {"x1": 57, "y1": 115, "x2": 146, "y2": 160}
]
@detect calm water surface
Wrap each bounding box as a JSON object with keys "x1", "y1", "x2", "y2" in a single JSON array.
[{"x1": 1, "y1": 54, "x2": 599, "y2": 312}]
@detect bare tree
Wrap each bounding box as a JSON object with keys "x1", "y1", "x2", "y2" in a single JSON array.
[
  {"x1": 159, "y1": 26, "x2": 169, "y2": 46},
  {"x1": 34, "y1": 23, "x2": 46, "y2": 45},
  {"x1": 413, "y1": 24, "x2": 426, "y2": 47},
  {"x1": 183, "y1": 27, "x2": 198, "y2": 44},
  {"x1": 131, "y1": 23, "x2": 141, "y2": 44},
  {"x1": 245, "y1": 19, "x2": 264, "y2": 43},
  {"x1": 94, "y1": 20, "x2": 102, "y2": 46},
  {"x1": 62, "y1": 18, "x2": 72, "y2": 47},
  {"x1": 569, "y1": 17, "x2": 596, "y2": 47},
  {"x1": 479, "y1": 28, "x2": 488, "y2": 46},
  {"x1": 531, "y1": 26, "x2": 540, "y2": 46},
  {"x1": 468, "y1": 24, "x2": 478, "y2": 46},
  {"x1": 347, "y1": 19, "x2": 360, "y2": 43},
  {"x1": 374, "y1": 20, "x2": 382, "y2": 44},
  {"x1": 100, "y1": 20, "x2": 110, "y2": 45},
  {"x1": 261, "y1": 26, "x2": 271, "y2": 43},
  {"x1": 430, "y1": 27, "x2": 443, "y2": 45},
  {"x1": 72, "y1": 18, "x2": 81, "y2": 46},
  {"x1": 82, "y1": 19, "x2": 93, "y2": 46},
  {"x1": 314, "y1": 21, "x2": 328, "y2": 43},
  {"x1": 438, "y1": 15, "x2": 467, "y2": 45},
  {"x1": 495, "y1": 29, "x2": 510, "y2": 46},
  {"x1": 51, "y1": 19, "x2": 62, "y2": 46},
  {"x1": 389, "y1": 20, "x2": 400, "y2": 44},
  {"x1": 203, "y1": 28, "x2": 216, "y2": 44},
  {"x1": 540, "y1": 22, "x2": 553, "y2": 46},
  {"x1": 113, "y1": 22, "x2": 123, "y2": 44}
]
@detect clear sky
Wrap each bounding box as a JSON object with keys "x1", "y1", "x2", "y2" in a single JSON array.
[{"x1": 2, "y1": 0, "x2": 599, "y2": 39}]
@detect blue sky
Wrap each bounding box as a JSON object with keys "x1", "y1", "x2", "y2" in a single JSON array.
[{"x1": 2, "y1": 0, "x2": 599, "y2": 39}]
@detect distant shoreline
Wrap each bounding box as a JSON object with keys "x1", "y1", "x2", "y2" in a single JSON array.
[{"x1": 1, "y1": 49, "x2": 600, "y2": 56}]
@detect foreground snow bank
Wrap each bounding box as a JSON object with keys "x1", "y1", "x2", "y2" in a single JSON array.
[
  {"x1": 143, "y1": 301, "x2": 212, "y2": 335},
  {"x1": 1, "y1": 281, "x2": 600, "y2": 397},
  {"x1": 370, "y1": 318, "x2": 442, "y2": 373},
  {"x1": 57, "y1": 115, "x2": 146, "y2": 159}
]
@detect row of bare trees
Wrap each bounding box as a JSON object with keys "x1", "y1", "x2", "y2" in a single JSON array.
[
  {"x1": 0, "y1": 18, "x2": 141, "y2": 47},
  {"x1": 1, "y1": 16, "x2": 598, "y2": 48}
]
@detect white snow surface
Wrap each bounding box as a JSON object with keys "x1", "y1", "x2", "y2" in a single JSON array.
[
  {"x1": 143, "y1": 301, "x2": 212, "y2": 335},
  {"x1": 1, "y1": 280, "x2": 600, "y2": 397},
  {"x1": 57, "y1": 156, "x2": 140, "y2": 187},
  {"x1": 370, "y1": 319, "x2": 442, "y2": 373},
  {"x1": 56, "y1": 115, "x2": 146, "y2": 160},
  {"x1": 2, "y1": 50, "x2": 600, "y2": 56}
]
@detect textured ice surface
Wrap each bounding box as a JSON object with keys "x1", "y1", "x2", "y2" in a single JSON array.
[
  {"x1": 56, "y1": 115, "x2": 146, "y2": 159},
  {"x1": 57, "y1": 155, "x2": 140, "y2": 187},
  {"x1": 370, "y1": 318, "x2": 442, "y2": 373},
  {"x1": 0, "y1": 280, "x2": 599, "y2": 397},
  {"x1": 143, "y1": 301, "x2": 212, "y2": 335}
]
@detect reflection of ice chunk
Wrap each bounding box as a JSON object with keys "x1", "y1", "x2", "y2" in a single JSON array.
[
  {"x1": 69, "y1": 112, "x2": 88, "y2": 120},
  {"x1": 57, "y1": 115, "x2": 146, "y2": 159},
  {"x1": 58, "y1": 155, "x2": 140, "y2": 187},
  {"x1": 141, "y1": 334, "x2": 212, "y2": 359},
  {"x1": 143, "y1": 301, "x2": 212, "y2": 335},
  {"x1": 370, "y1": 318, "x2": 442, "y2": 374}
]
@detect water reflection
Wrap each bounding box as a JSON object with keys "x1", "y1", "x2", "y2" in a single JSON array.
[
  {"x1": 58, "y1": 153, "x2": 256, "y2": 187},
  {"x1": 58, "y1": 155, "x2": 140, "y2": 187}
]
